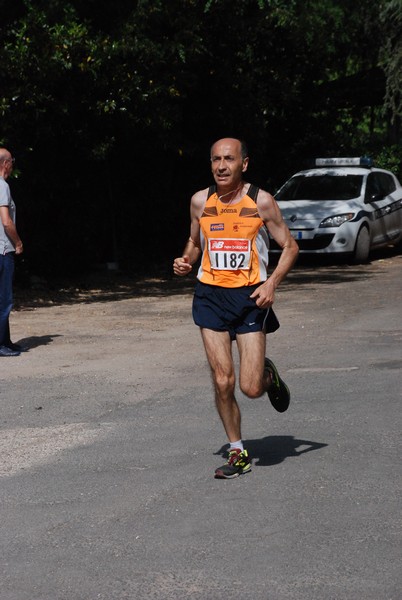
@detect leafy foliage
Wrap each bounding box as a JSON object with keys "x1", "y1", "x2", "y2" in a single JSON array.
[
  {"x1": 0, "y1": 0, "x2": 399, "y2": 277},
  {"x1": 380, "y1": 0, "x2": 402, "y2": 124}
]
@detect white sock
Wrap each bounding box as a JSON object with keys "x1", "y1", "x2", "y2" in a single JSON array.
[{"x1": 229, "y1": 440, "x2": 244, "y2": 452}]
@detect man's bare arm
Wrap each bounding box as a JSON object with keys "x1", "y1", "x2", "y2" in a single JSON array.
[
  {"x1": 0, "y1": 206, "x2": 23, "y2": 254},
  {"x1": 173, "y1": 189, "x2": 206, "y2": 277},
  {"x1": 250, "y1": 191, "x2": 298, "y2": 307}
]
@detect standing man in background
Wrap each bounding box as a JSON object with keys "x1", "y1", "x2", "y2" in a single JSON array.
[
  {"x1": 173, "y1": 138, "x2": 299, "y2": 479},
  {"x1": 0, "y1": 148, "x2": 24, "y2": 357}
]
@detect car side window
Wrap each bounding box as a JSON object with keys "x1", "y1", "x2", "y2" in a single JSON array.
[
  {"x1": 377, "y1": 172, "x2": 396, "y2": 196},
  {"x1": 365, "y1": 173, "x2": 381, "y2": 202}
]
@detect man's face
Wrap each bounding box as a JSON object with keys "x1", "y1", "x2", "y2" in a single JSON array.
[{"x1": 210, "y1": 138, "x2": 248, "y2": 189}]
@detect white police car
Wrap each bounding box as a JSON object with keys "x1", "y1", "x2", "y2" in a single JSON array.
[{"x1": 272, "y1": 157, "x2": 402, "y2": 262}]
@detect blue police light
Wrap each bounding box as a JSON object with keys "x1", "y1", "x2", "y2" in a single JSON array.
[{"x1": 315, "y1": 157, "x2": 373, "y2": 167}]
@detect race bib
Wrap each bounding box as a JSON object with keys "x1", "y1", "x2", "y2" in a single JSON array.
[{"x1": 208, "y1": 238, "x2": 251, "y2": 270}]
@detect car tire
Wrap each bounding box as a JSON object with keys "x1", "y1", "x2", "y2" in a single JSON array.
[{"x1": 352, "y1": 226, "x2": 370, "y2": 263}]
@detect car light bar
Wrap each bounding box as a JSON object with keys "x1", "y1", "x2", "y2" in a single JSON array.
[{"x1": 315, "y1": 157, "x2": 373, "y2": 167}]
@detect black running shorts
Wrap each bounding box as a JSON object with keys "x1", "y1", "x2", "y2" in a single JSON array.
[{"x1": 192, "y1": 281, "x2": 279, "y2": 340}]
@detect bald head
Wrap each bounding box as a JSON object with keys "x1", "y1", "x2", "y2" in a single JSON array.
[
  {"x1": 0, "y1": 148, "x2": 14, "y2": 179},
  {"x1": 210, "y1": 138, "x2": 248, "y2": 161},
  {"x1": 0, "y1": 148, "x2": 11, "y2": 161}
]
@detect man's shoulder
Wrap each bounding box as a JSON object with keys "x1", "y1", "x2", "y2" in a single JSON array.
[
  {"x1": 194, "y1": 185, "x2": 212, "y2": 196},
  {"x1": 255, "y1": 187, "x2": 275, "y2": 205},
  {"x1": 191, "y1": 186, "x2": 211, "y2": 204},
  {"x1": 243, "y1": 182, "x2": 272, "y2": 200}
]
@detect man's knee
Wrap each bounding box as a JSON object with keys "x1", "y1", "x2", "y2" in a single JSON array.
[
  {"x1": 239, "y1": 378, "x2": 264, "y2": 399},
  {"x1": 214, "y1": 371, "x2": 236, "y2": 396}
]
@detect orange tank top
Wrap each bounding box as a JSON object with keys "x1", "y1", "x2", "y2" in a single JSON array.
[{"x1": 197, "y1": 185, "x2": 269, "y2": 287}]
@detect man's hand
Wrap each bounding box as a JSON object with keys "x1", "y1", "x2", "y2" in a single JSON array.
[
  {"x1": 250, "y1": 279, "x2": 275, "y2": 308},
  {"x1": 15, "y1": 241, "x2": 23, "y2": 255},
  {"x1": 173, "y1": 255, "x2": 192, "y2": 277}
]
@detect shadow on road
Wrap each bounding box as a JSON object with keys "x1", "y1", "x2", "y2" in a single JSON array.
[
  {"x1": 13, "y1": 246, "x2": 400, "y2": 310},
  {"x1": 15, "y1": 335, "x2": 61, "y2": 350},
  {"x1": 215, "y1": 435, "x2": 328, "y2": 467},
  {"x1": 14, "y1": 273, "x2": 197, "y2": 310}
]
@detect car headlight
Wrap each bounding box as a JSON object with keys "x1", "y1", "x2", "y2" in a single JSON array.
[{"x1": 319, "y1": 213, "x2": 354, "y2": 228}]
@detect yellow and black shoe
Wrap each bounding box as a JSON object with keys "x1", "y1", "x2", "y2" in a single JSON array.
[
  {"x1": 265, "y1": 357, "x2": 290, "y2": 413},
  {"x1": 214, "y1": 448, "x2": 252, "y2": 479}
]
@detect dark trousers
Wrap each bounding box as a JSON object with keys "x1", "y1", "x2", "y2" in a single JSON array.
[{"x1": 0, "y1": 252, "x2": 15, "y2": 345}]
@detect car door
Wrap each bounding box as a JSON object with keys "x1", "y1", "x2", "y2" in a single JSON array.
[
  {"x1": 364, "y1": 172, "x2": 397, "y2": 245},
  {"x1": 377, "y1": 172, "x2": 402, "y2": 241}
]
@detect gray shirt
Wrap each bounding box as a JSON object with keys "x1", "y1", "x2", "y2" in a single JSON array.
[{"x1": 0, "y1": 176, "x2": 16, "y2": 254}]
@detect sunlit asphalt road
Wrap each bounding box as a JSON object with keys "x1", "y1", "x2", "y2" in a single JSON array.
[{"x1": 1, "y1": 250, "x2": 401, "y2": 600}]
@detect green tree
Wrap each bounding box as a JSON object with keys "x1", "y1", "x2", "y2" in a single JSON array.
[{"x1": 0, "y1": 0, "x2": 399, "y2": 277}]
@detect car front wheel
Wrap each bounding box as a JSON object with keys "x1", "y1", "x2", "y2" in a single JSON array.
[{"x1": 352, "y1": 226, "x2": 370, "y2": 263}]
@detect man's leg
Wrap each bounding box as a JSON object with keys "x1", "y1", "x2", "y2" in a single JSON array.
[
  {"x1": 201, "y1": 328, "x2": 252, "y2": 479},
  {"x1": 237, "y1": 330, "x2": 291, "y2": 412},
  {"x1": 236, "y1": 331, "x2": 271, "y2": 398},
  {"x1": 200, "y1": 328, "x2": 241, "y2": 443},
  {"x1": 3, "y1": 317, "x2": 11, "y2": 346},
  {"x1": 0, "y1": 254, "x2": 14, "y2": 345}
]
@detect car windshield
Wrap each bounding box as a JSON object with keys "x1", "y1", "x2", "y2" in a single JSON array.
[{"x1": 276, "y1": 174, "x2": 364, "y2": 201}]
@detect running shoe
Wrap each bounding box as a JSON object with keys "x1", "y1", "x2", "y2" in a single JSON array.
[
  {"x1": 214, "y1": 448, "x2": 251, "y2": 479},
  {"x1": 265, "y1": 357, "x2": 290, "y2": 413}
]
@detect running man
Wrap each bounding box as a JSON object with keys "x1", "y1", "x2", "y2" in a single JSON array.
[{"x1": 173, "y1": 138, "x2": 299, "y2": 478}]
